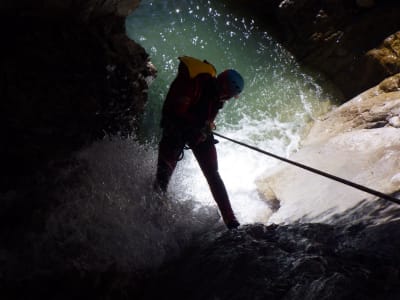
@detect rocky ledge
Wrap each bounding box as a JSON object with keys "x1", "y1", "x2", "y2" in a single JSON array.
[
  {"x1": 257, "y1": 73, "x2": 400, "y2": 224},
  {"x1": 144, "y1": 220, "x2": 400, "y2": 300}
]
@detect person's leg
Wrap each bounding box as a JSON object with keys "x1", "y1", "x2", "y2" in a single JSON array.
[
  {"x1": 154, "y1": 132, "x2": 184, "y2": 192},
  {"x1": 192, "y1": 137, "x2": 239, "y2": 229}
]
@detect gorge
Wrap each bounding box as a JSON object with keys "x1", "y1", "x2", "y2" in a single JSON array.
[{"x1": 1, "y1": 0, "x2": 400, "y2": 299}]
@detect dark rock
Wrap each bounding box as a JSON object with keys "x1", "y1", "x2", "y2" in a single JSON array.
[
  {"x1": 223, "y1": 0, "x2": 400, "y2": 99},
  {"x1": 2, "y1": 1, "x2": 400, "y2": 299},
  {"x1": 144, "y1": 220, "x2": 400, "y2": 300},
  {"x1": 0, "y1": 0, "x2": 154, "y2": 280},
  {"x1": 1, "y1": 1, "x2": 154, "y2": 193}
]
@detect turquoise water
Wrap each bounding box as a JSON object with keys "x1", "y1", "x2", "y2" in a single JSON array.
[{"x1": 125, "y1": 0, "x2": 341, "y2": 223}]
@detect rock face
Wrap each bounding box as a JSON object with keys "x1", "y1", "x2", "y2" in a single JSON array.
[
  {"x1": 362, "y1": 32, "x2": 400, "y2": 92},
  {"x1": 0, "y1": 0, "x2": 154, "y2": 275},
  {"x1": 0, "y1": 1, "x2": 157, "y2": 297},
  {"x1": 225, "y1": 0, "x2": 400, "y2": 99},
  {"x1": 1, "y1": 0, "x2": 154, "y2": 193},
  {"x1": 144, "y1": 221, "x2": 400, "y2": 300},
  {"x1": 2, "y1": 1, "x2": 400, "y2": 299},
  {"x1": 257, "y1": 73, "x2": 400, "y2": 223}
]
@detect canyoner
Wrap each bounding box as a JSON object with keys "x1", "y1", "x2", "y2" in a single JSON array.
[
  {"x1": 127, "y1": 0, "x2": 342, "y2": 224},
  {"x1": 154, "y1": 55, "x2": 244, "y2": 229}
]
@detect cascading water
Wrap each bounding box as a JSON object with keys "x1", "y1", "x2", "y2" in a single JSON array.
[
  {"x1": 125, "y1": 0, "x2": 341, "y2": 224},
  {"x1": 7, "y1": 2, "x2": 400, "y2": 299},
  {"x1": 33, "y1": 0, "x2": 342, "y2": 278}
]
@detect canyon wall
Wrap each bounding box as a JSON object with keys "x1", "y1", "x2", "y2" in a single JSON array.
[
  {"x1": 2, "y1": 0, "x2": 400, "y2": 192},
  {"x1": 1, "y1": 1, "x2": 400, "y2": 299},
  {"x1": 226, "y1": 0, "x2": 400, "y2": 99},
  {"x1": 0, "y1": 1, "x2": 157, "y2": 250},
  {"x1": 1, "y1": 0, "x2": 154, "y2": 193}
]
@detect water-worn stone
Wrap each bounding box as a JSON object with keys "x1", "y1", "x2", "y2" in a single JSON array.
[
  {"x1": 256, "y1": 74, "x2": 400, "y2": 223},
  {"x1": 361, "y1": 32, "x2": 400, "y2": 93},
  {"x1": 302, "y1": 73, "x2": 400, "y2": 144},
  {"x1": 142, "y1": 221, "x2": 400, "y2": 300}
]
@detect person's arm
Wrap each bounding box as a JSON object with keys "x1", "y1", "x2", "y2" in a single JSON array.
[{"x1": 186, "y1": 78, "x2": 222, "y2": 146}]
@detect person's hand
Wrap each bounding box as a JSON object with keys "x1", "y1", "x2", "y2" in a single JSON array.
[
  {"x1": 205, "y1": 121, "x2": 216, "y2": 132},
  {"x1": 187, "y1": 126, "x2": 209, "y2": 147},
  {"x1": 187, "y1": 122, "x2": 215, "y2": 147},
  {"x1": 190, "y1": 131, "x2": 207, "y2": 146}
]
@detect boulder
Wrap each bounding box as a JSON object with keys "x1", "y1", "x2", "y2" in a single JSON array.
[
  {"x1": 256, "y1": 73, "x2": 400, "y2": 224},
  {"x1": 360, "y1": 32, "x2": 400, "y2": 91}
]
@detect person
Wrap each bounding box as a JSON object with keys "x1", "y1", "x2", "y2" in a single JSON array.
[{"x1": 154, "y1": 56, "x2": 244, "y2": 230}]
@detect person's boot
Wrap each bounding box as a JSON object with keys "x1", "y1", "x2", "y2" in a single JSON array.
[{"x1": 226, "y1": 218, "x2": 240, "y2": 230}]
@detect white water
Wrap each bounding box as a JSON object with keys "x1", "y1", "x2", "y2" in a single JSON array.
[
  {"x1": 125, "y1": 0, "x2": 341, "y2": 225},
  {"x1": 44, "y1": 139, "x2": 223, "y2": 272},
  {"x1": 37, "y1": 0, "x2": 343, "y2": 274}
]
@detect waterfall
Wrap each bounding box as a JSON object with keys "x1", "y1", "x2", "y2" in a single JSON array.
[
  {"x1": 36, "y1": 0, "x2": 341, "y2": 276},
  {"x1": 125, "y1": 0, "x2": 341, "y2": 224}
]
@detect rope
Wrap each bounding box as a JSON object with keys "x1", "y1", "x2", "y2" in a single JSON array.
[{"x1": 213, "y1": 131, "x2": 400, "y2": 205}]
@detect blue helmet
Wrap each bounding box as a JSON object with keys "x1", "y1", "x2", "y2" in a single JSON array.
[{"x1": 217, "y1": 69, "x2": 244, "y2": 98}]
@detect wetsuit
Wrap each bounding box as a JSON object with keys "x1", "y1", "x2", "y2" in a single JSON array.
[{"x1": 155, "y1": 56, "x2": 239, "y2": 228}]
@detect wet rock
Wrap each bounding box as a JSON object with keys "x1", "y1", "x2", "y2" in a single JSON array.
[
  {"x1": 223, "y1": 0, "x2": 400, "y2": 99},
  {"x1": 361, "y1": 32, "x2": 400, "y2": 94},
  {"x1": 143, "y1": 221, "x2": 400, "y2": 300},
  {"x1": 1, "y1": 1, "x2": 156, "y2": 297},
  {"x1": 0, "y1": 1, "x2": 154, "y2": 290},
  {"x1": 256, "y1": 74, "x2": 400, "y2": 223},
  {"x1": 389, "y1": 116, "x2": 400, "y2": 127},
  {"x1": 1, "y1": 1, "x2": 154, "y2": 193},
  {"x1": 2, "y1": 1, "x2": 400, "y2": 299}
]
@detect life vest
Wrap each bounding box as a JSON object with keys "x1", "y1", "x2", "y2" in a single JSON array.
[
  {"x1": 178, "y1": 56, "x2": 217, "y2": 79},
  {"x1": 161, "y1": 56, "x2": 220, "y2": 129}
]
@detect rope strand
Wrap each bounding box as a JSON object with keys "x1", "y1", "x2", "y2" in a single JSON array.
[{"x1": 213, "y1": 131, "x2": 400, "y2": 205}]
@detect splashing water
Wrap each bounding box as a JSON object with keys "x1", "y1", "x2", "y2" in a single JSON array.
[
  {"x1": 125, "y1": 0, "x2": 341, "y2": 225},
  {"x1": 42, "y1": 139, "x2": 222, "y2": 273},
  {"x1": 29, "y1": 0, "x2": 343, "y2": 277},
  {"x1": 124, "y1": 0, "x2": 341, "y2": 224}
]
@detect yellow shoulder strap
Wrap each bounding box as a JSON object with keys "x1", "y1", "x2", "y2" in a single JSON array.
[{"x1": 179, "y1": 56, "x2": 217, "y2": 79}]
